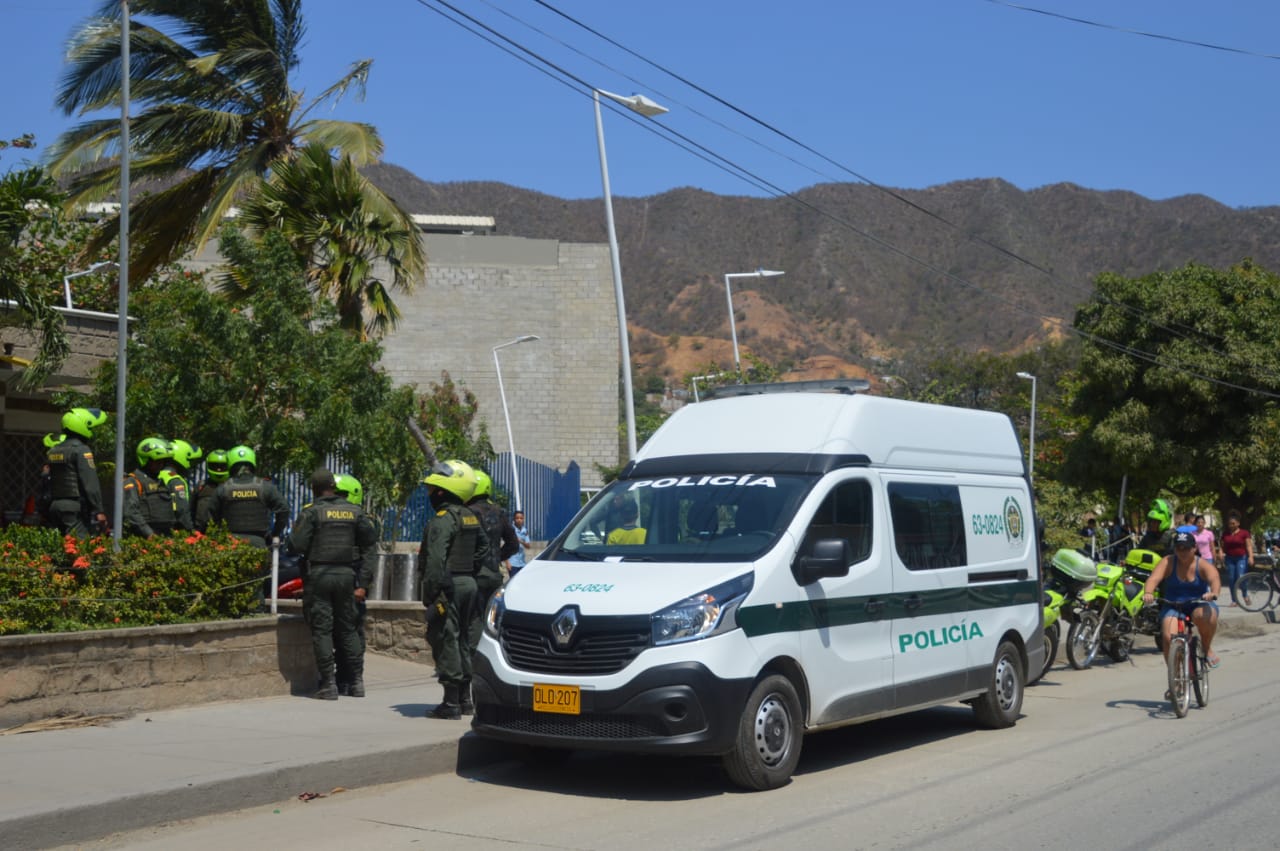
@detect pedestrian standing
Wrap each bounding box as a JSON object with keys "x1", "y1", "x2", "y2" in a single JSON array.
[
  {"x1": 123, "y1": 438, "x2": 181, "y2": 538},
  {"x1": 1216, "y1": 509, "x2": 1254, "y2": 606},
  {"x1": 1192, "y1": 514, "x2": 1216, "y2": 563},
  {"x1": 159, "y1": 439, "x2": 201, "y2": 532},
  {"x1": 418, "y1": 460, "x2": 489, "y2": 719},
  {"x1": 508, "y1": 510, "x2": 532, "y2": 578},
  {"x1": 288, "y1": 469, "x2": 377, "y2": 700},
  {"x1": 46, "y1": 408, "x2": 108, "y2": 538},
  {"x1": 203, "y1": 445, "x2": 290, "y2": 547}
]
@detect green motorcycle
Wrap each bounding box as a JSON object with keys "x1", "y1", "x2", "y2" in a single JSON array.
[
  {"x1": 1037, "y1": 549, "x2": 1098, "y2": 681},
  {"x1": 1066, "y1": 548, "x2": 1162, "y2": 669}
]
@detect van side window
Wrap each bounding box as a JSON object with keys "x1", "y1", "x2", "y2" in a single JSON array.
[
  {"x1": 800, "y1": 480, "x2": 872, "y2": 565},
  {"x1": 888, "y1": 482, "x2": 967, "y2": 570}
]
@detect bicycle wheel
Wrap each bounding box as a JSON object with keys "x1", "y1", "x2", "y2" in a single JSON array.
[
  {"x1": 1235, "y1": 572, "x2": 1274, "y2": 613},
  {"x1": 1192, "y1": 637, "x2": 1210, "y2": 707},
  {"x1": 1167, "y1": 636, "x2": 1190, "y2": 718}
]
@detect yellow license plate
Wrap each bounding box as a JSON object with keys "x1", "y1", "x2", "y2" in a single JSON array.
[{"x1": 532, "y1": 683, "x2": 581, "y2": 715}]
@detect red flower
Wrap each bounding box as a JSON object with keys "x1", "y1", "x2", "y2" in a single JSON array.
[
  {"x1": 73, "y1": 556, "x2": 90, "y2": 569},
  {"x1": 176, "y1": 577, "x2": 185, "y2": 585},
  {"x1": 18, "y1": 591, "x2": 27, "y2": 598},
  {"x1": 93, "y1": 546, "x2": 107, "y2": 555}
]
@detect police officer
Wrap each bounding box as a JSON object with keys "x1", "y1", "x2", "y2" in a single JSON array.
[
  {"x1": 203, "y1": 445, "x2": 290, "y2": 548},
  {"x1": 46, "y1": 408, "x2": 108, "y2": 537},
  {"x1": 32, "y1": 433, "x2": 64, "y2": 526},
  {"x1": 289, "y1": 469, "x2": 377, "y2": 700},
  {"x1": 123, "y1": 438, "x2": 181, "y2": 538},
  {"x1": 192, "y1": 448, "x2": 229, "y2": 532},
  {"x1": 159, "y1": 439, "x2": 201, "y2": 532},
  {"x1": 419, "y1": 460, "x2": 489, "y2": 719},
  {"x1": 466, "y1": 470, "x2": 518, "y2": 713},
  {"x1": 333, "y1": 473, "x2": 369, "y2": 696}
]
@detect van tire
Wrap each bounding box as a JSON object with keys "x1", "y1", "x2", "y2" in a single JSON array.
[
  {"x1": 972, "y1": 641, "x2": 1023, "y2": 729},
  {"x1": 722, "y1": 674, "x2": 803, "y2": 791}
]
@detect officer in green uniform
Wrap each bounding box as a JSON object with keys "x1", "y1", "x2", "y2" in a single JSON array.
[
  {"x1": 123, "y1": 438, "x2": 181, "y2": 538},
  {"x1": 46, "y1": 408, "x2": 108, "y2": 537},
  {"x1": 203, "y1": 445, "x2": 290, "y2": 548},
  {"x1": 419, "y1": 460, "x2": 489, "y2": 719},
  {"x1": 465, "y1": 470, "x2": 518, "y2": 714},
  {"x1": 159, "y1": 438, "x2": 201, "y2": 532},
  {"x1": 289, "y1": 469, "x2": 378, "y2": 700},
  {"x1": 193, "y1": 448, "x2": 229, "y2": 532},
  {"x1": 333, "y1": 473, "x2": 370, "y2": 696}
]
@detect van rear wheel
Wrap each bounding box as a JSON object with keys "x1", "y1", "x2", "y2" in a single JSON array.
[
  {"x1": 973, "y1": 640, "x2": 1024, "y2": 729},
  {"x1": 722, "y1": 674, "x2": 803, "y2": 791}
]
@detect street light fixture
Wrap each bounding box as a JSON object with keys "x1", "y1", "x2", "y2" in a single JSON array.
[
  {"x1": 62, "y1": 261, "x2": 119, "y2": 310},
  {"x1": 1016, "y1": 371, "x2": 1037, "y2": 487},
  {"x1": 493, "y1": 335, "x2": 540, "y2": 513},
  {"x1": 724, "y1": 269, "x2": 784, "y2": 372},
  {"x1": 594, "y1": 88, "x2": 668, "y2": 459}
]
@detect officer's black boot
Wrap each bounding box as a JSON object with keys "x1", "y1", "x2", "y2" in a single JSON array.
[
  {"x1": 314, "y1": 667, "x2": 339, "y2": 701},
  {"x1": 347, "y1": 673, "x2": 365, "y2": 699},
  {"x1": 459, "y1": 681, "x2": 475, "y2": 715},
  {"x1": 429, "y1": 684, "x2": 462, "y2": 719}
]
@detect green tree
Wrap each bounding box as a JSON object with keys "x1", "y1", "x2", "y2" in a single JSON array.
[
  {"x1": 0, "y1": 165, "x2": 70, "y2": 388},
  {"x1": 1071, "y1": 261, "x2": 1280, "y2": 527},
  {"x1": 48, "y1": 0, "x2": 419, "y2": 286},
  {"x1": 233, "y1": 143, "x2": 421, "y2": 339}
]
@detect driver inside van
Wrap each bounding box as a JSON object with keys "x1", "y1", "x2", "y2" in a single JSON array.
[{"x1": 606, "y1": 499, "x2": 646, "y2": 545}]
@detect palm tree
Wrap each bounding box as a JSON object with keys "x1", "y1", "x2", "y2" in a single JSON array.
[
  {"x1": 0, "y1": 166, "x2": 71, "y2": 388},
  {"x1": 232, "y1": 144, "x2": 422, "y2": 338},
  {"x1": 47, "y1": 0, "x2": 420, "y2": 285}
]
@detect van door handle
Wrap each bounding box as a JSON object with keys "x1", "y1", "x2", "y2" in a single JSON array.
[
  {"x1": 903, "y1": 595, "x2": 922, "y2": 612},
  {"x1": 865, "y1": 599, "x2": 885, "y2": 616}
]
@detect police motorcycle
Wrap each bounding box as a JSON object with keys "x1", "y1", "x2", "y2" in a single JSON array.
[
  {"x1": 1037, "y1": 548, "x2": 1099, "y2": 681},
  {"x1": 1066, "y1": 547, "x2": 1162, "y2": 669}
]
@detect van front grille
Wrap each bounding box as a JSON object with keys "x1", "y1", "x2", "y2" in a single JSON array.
[{"x1": 499, "y1": 610, "x2": 650, "y2": 676}]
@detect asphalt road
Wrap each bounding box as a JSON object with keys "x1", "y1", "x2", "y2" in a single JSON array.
[{"x1": 67, "y1": 625, "x2": 1280, "y2": 851}]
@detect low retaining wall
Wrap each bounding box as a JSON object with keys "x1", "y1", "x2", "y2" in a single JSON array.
[{"x1": 0, "y1": 603, "x2": 434, "y2": 728}]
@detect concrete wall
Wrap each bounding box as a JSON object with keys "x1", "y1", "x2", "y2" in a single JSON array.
[{"x1": 379, "y1": 234, "x2": 619, "y2": 487}]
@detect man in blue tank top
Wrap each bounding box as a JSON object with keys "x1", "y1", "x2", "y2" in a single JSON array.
[{"x1": 1142, "y1": 530, "x2": 1222, "y2": 668}]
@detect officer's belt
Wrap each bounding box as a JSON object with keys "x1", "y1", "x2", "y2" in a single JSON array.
[
  {"x1": 308, "y1": 563, "x2": 355, "y2": 570},
  {"x1": 449, "y1": 566, "x2": 478, "y2": 575}
]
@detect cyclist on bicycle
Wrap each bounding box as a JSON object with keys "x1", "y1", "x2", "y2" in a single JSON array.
[{"x1": 1142, "y1": 530, "x2": 1222, "y2": 667}]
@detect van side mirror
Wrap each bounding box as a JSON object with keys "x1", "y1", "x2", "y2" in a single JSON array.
[{"x1": 793, "y1": 538, "x2": 853, "y2": 586}]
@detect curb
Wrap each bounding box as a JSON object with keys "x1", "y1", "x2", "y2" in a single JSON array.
[{"x1": 2, "y1": 732, "x2": 513, "y2": 850}]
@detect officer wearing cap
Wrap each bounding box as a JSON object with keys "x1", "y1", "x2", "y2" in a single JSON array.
[
  {"x1": 46, "y1": 408, "x2": 108, "y2": 537},
  {"x1": 289, "y1": 468, "x2": 378, "y2": 700},
  {"x1": 418, "y1": 460, "x2": 490, "y2": 719}
]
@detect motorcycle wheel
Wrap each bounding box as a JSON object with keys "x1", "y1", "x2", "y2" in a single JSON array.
[
  {"x1": 1035, "y1": 622, "x2": 1059, "y2": 683},
  {"x1": 1067, "y1": 608, "x2": 1102, "y2": 670},
  {"x1": 1105, "y1": 635, "x2": 1132, "y2": 663}
]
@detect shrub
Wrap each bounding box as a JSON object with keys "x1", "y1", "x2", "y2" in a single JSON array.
[{"x1": 0, "y1": 527, "x2": 264, "y2": 635}]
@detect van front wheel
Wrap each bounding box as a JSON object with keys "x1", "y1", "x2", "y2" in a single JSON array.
[
  {"x1": 972, "y1": 641, "x2": 1024, "y2": 729},
  {"x1": 722, "y1": 674, "x2": 803, "y2": 791}
]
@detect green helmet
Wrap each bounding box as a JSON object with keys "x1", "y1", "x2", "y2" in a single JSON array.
[
  {"x1": 423, "y1": 459, "x2": 476, "y2": 502},
  {"x1": 473, "y1": 470, "x2": 493, "y2": 499},
  {"x1": 334, "y1": 473, "x2": 364, "y2": 506},
  {"x1": 136, "y1": 437, "x2": 172, "y2": 466},
  {"x1": 62, "y1": 407, "x2": 107, "y2": 440},
  {"x1": 1148, "y1": 498, "x2": 1172, "y2": 532},
  {"x1": 43, "y1": 433, "x2": 64, "y2": 449},
  {"x1": 227, "y1": 445, "x2": 257, "y2": 472},
  {"x1": 170, "y1": 439, "x2": 203, "y2": 471},
  {"x1": 204, "y1": 449, "x2": 230, "y2": 483}
]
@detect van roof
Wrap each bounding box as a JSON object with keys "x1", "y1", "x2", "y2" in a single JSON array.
[{"x1": 631, "y1": 392, "x2": 1025, "y2": 478}]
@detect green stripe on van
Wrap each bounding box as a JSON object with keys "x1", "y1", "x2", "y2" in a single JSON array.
[{"x1": 736, "y1": 580, "x2": 1039, "y2": 637}]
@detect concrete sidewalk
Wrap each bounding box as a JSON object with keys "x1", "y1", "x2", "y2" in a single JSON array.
[{"x1": 0, "y1": 654, "x2": 508, "y2": 850}]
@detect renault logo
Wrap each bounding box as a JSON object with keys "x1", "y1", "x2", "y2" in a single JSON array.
[{"x1": 551, "y1": 607, "x2": 578, "y2": 648}]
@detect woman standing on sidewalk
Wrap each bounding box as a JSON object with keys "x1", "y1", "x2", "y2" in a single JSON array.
[{"x1": 1216, "y1": 510, "x2": 1254, "y2": 606}]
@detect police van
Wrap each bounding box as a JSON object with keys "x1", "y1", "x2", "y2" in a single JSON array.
[{"x1": 471, "y1": 383, "x2": 1042, "y2": 790}]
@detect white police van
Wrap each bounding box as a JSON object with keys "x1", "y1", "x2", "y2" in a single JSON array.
[{"x1": 472, "y1": 382, "x2": 1042, "y2": 790}]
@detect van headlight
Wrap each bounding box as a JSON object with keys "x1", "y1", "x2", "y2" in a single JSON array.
[
  {"x1": 651, "y1": 573, "x2": 754, "y2": 646},
  {"x1": 484, "y1": 587, "x2": 506, "y2": 638}
]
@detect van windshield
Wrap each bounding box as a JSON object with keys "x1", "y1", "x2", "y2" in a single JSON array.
[{"x1": 548, "y1": 473, "x2": 815, "y2": 562}]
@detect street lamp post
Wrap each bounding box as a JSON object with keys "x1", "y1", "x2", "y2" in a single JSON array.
[
  {"x1": 690, "y1": 372, "x2": 729, "y2": 403},
  {"x1": 1016, "y1": 371, "x2": 1037, "y2": 486},
  {"x1": 493, "y1": 335, "x2": 540, "y2": 513},
  {"x1": 62, "y1": 261, "x2": 119, "y2": 310},
  {"x1": 724, "y1": 269, "x2": 784, "y2": 372},
  {"x1": 594, "y1": 88, "x2": 668, "y2": 459}
]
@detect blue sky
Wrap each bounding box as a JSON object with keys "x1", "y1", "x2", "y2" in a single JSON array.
[{"x1": 6, "y1": 0, "x2": 1280, "y2": 209}]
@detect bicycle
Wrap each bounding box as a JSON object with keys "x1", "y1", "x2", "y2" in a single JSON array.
[
  {"x1": 1233, "y1": 566, "x2": 1280, "y2": 612},
  {"x1": 1164, "y1": 599, "x2": 1212, "y2": 718}
]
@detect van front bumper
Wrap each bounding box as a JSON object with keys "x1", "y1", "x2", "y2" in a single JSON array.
[{"x1": 469, "y1": 652, "x2": 753, "y2": 755}]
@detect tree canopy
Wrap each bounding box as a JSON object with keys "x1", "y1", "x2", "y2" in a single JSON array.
[{"x1": 1070, "y1": 260, "x2": 1280, "y2": 527}]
